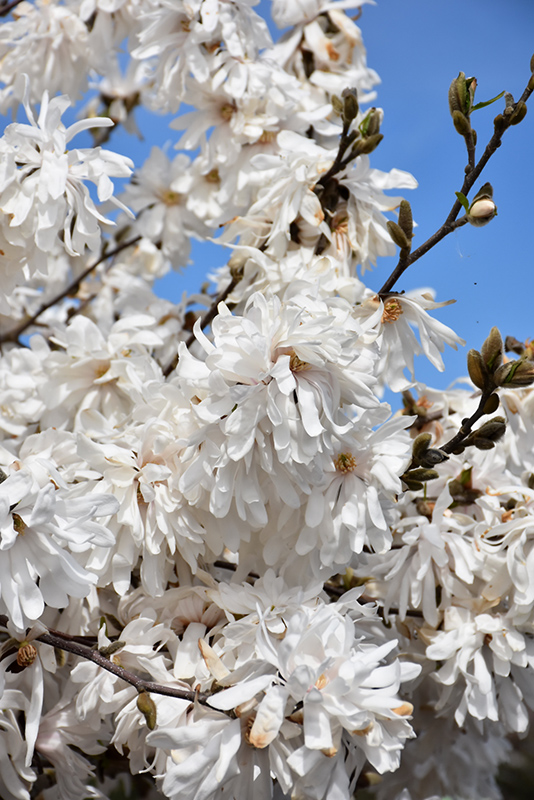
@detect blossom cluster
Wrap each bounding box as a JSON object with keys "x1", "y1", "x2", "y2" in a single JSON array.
[{"x1": 0, "y1": 2, "x2": 532, "y2": 800}]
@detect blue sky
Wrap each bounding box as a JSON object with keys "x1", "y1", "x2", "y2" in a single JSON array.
[
  {"x1": 148, "y1": 0, "x2": 534, "y2": 391},
  {"x1": 15, "y1": 0, "x2": 527, "y2": 393}
]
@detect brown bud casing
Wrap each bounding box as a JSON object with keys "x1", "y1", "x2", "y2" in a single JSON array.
[{"x1": 480, "y1": 326, "x2": 503, "y2": 373}]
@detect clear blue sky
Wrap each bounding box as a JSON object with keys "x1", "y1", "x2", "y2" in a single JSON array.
[{"x1": 149, "y1": 0, "x2": 534, "y2": 391}]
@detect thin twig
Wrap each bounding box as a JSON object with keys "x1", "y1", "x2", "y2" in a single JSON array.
[
  {"x1": 36, "y1": 627, "x2": 214, "y2": 707},
  {"x1": 0, "y1": 236, "x2": 142, "y2": 345},
  {"x1": 0, "y1": 0, "x2": 25, "y2": 17},
  {"x1": 440, "y1": 388, "x2": 494, "y2": 455},
  {"x1": 163, "y1": 277, "x2": 238, "y2": 377},
  {"x1": 378, "y1": 80, "x2": 533, "y2": 296}
]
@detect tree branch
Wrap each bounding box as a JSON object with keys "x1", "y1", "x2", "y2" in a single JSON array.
[
  {"x1": 378, "y1": 79, "x2": 533, "y2": 296},
  {"x1": 163, "y1": 276, "x2": 238, "y2": 377},
  {"x1": 34, "y1": 626, "x2": 215, "y2": 708},
  {"x1": 0, "y1": 236, "x2": 142, "y2": 346},
  {"x1": 0, "y1": 0, "x2": 25, "y2": 17}
]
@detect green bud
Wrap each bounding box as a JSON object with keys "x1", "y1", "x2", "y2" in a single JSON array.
[
  {"x1": 482, "y1": 393, "x2": 500, "y2": 415},
  {"x1": 530, "y1": 53, "x2": 534, "y2": 73},
  {"x1": 467, "y1": 349, "x2": 488, "y2": 390},
  {"x1": 465, "y1": 417, "x2": 506, "y2": 449},
  {"x1": 493, "y1": 113, "x2": 507, "y2": 133},
  {"x1": 137, "y1": 691, "x2": 157, "y2": 730},
  {"x1": 99, "y1": 641, "x2": 125, "y2": 658},
  {"x1": 331, "y1": 95, "x2": 344, "y2": 115},
  {"x1": 359, "y1": 108, "x2": 381, "y2": 137},
  {"x1": 351, "y1": 132, "x2": 384, "y2": 159},
  {"x1": 480, "y1": 326, "x2": 503, "y2": 373},
  {"x1": 402, "y1": 477, "x2": 424, "y2": 492},
  {"x1": 398, "y1": 199, "x2": 413, "y2": 241},
  {"x1": 386, "y1": 220, "x2": 411, "y2": 250},
  {"x1": 420, "y1": 448, "x2": 449, "y2": 467},
  {"x1": 494, "y1": 359, "x2": 534, "y2": 388},
  {"x1": 449, "y1": 72, "x2": 470, "y2": 116},
  {"x1": 411, "y1": 433, "x2": 432, "y2": 461},
  {"x1": 528, "y1": 473, "x2": 534, "y2": 491},
  {"x1": 510, "y1": 101, "x2": 527, "y2": 125},
  {"x1": 341, "y1": 87, "x2": 359, "y2": 125},
  {"x1": 452, "y1": 109, "x2": 471, "y2": 136},
  {"x1": 403, "y1": 468, "x2": 440, "y2": 483}
]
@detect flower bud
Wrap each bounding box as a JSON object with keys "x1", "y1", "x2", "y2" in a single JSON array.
[
  {"x1": 494, "y1": 359, "x2": 534, "y2": 388},
  {"x1": 331, "y1": 95, "x2": 344, "y2": 115},
  {"x1": 480, "y1": 326, "x2": 503, "y2": 372},
  {"x1": 482, "y1": 393, "x2": 500, "y2": 415},
  {"x1": 137, "y1": 691, "x2": 157, "y2": 730},
  {"x1": 411, "y1": 433, "x2": 432, "y2": 461},
  {"x1": 467, "y1": 183, "x2": 497, "y2": 227},
  {"x1": 530, "y1": 53, "x2": 534, "y2": 73},
  {"x1": 353, "y1": 133, "x2": 383, "y2": 156},
  {"x1": 452, "y1": 109, "x2": 471, "y2": 136},
  {"x1": 467, "y1": 348, "x2": 488, "y2": 390},
  {"x1": 397, "y1": 199, "x2": 413, "y2": 241},
  {"x1": 341, "y1": 87, "x2": 359, "y2": 125},
  {"x1": 449, "y1": 72, "x2": 470, "y2": 116},
  {"x1": 509, "y1": 101, "x2": 527, "y2": 126},
  {"x1": 465, "y1": 417, "x2": 506, "y2": 450},
  {"x1": 359, "y1": 108, "x2": 381, "y2": 137},
  {"x1": 403, "y1": 468, "x2": 440, "y2": 484},
  {"x1": 386, "y1": 220, "x2": 411, "y2": 250}
]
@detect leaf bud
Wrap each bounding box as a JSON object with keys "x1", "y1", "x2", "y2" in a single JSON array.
[
  {"x1": 341, "y1": 87, "x2": 359, "y2": 125},
  {"x1": 398, "y1": 199, "x2": 413, "y2": 241},
  {"x1": 449, "y1": 72, "x2": 470, "y2": 116},
  {"x1": 359, "y1": 108, "x2": 381, "y2": 138},
  {"x1": 493, "y1": 113, "x2": 507, "y2": 133},
  {"x1": 509, "y1": 101, "x2": 527, "y2": 126},
  {"x1": 530, "y1": 53, "x2": 534, "y2": 73},
  {"x1": 386, "y1": 220, "x2": 411, "y2": 250},
  {"x1": 467, "y1": 348, "x2": 489, "y2": 390},
  {"x1": 494, "y1": 359, "x2": 534, "y2": 388},
  {"x1": 451, "y1": 109, "x2": 471, "y2": 136},
  {"x1": 480, "y1": 326, "x2": 503, "y2": 372},
  {"x1": 482, "y1": 393, "x2": 500, "y2": 415},
  {"x1": 137, "y1": 691, "x2": 157, "y2": 730}
]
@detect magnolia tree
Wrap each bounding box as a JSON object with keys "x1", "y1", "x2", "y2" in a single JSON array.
[{"x1": 0, "y1": 1, "x2": 533, "y2": 799}]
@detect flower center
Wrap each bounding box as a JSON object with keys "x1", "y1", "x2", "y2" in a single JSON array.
[
  {"x1": 334, "y1": 452, "x2": 357, "y2": 473},
  {"x1": 382, "y1": 298, "x2": 403, "y2": 324}
]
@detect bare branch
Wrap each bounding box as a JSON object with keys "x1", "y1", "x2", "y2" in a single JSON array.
[
  {"x1": 378, "y1": 79, "x2": 533, "y2": 296},
  {"x1": 0, "y1": 236, "x2": 142, "y2": 346}
]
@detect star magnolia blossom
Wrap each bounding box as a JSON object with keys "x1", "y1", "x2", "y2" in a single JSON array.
[{"x1": 0, "y1": 2, "x2": 532, "y2": 800}]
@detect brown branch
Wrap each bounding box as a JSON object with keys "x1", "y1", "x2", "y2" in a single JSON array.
[
  {"x1": 0, "y1": 0, "x2": 25, "y2": 16},
  {"x1": 378, "y1": 79, "x2": 533, "y2": 296},
  {"x1": 0, "y1": 236, "x2": 142, "y2": 346},
  {"x1": 36, "y1": 626, "x2": 215, "y2": 707},
  {"x1": 439, "y1": 387, "x2": 494, "y2": 455},
  {"x1": 163, "y1": 277, "x2": 238, "y2": 377}
]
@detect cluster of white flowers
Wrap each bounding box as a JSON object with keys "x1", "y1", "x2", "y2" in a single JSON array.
[{"x1": 0, "y1": 2, "x2": 532, "y2": 800}]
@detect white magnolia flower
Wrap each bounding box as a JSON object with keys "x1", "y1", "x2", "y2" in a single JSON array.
[
  {"x1": 0, "y1": 82, "x2": 133, "y2": 302},
  {"x1": 0, "y1": 466, "x2": 117, "y2": 630}
]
